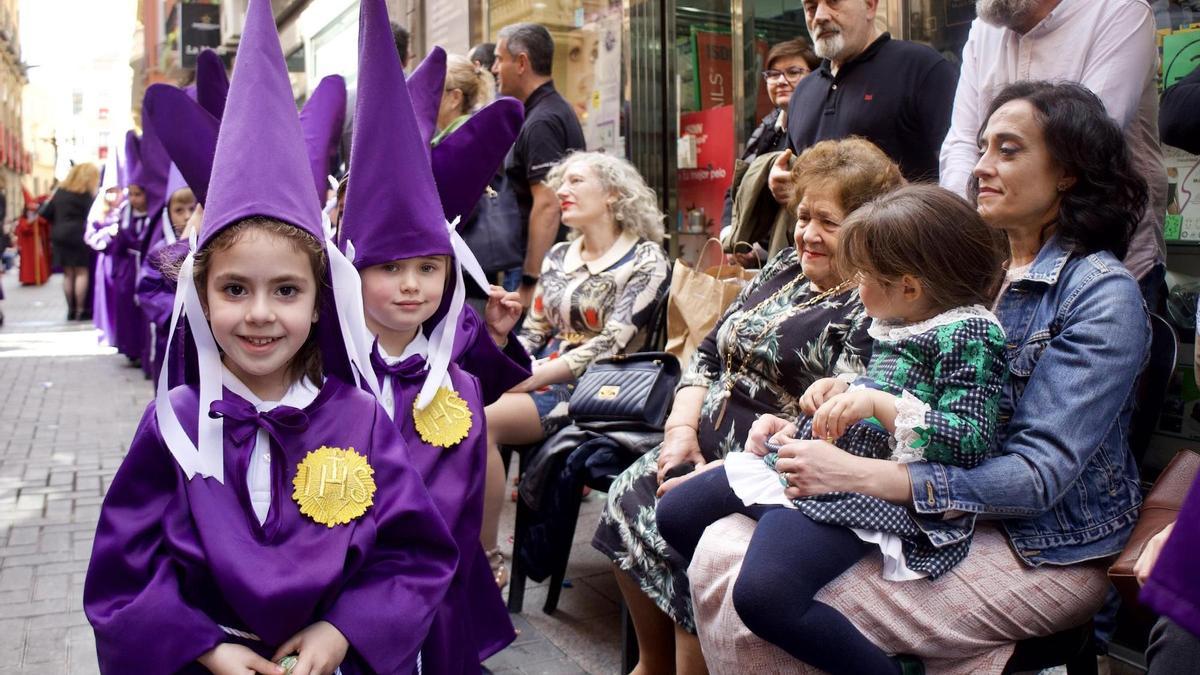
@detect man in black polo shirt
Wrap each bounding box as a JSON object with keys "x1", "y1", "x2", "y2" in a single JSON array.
[
  {"x1": 493, "y1": 23, "x2": 586, "y2": 306},
  {"x1": 768, "y1": 0, "x2": 957, "y2": 203}
]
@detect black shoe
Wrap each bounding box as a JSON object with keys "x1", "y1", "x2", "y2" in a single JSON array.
[
  {"x1": 895, "y1": 655, "x2": 925, "y2": 675},
  {"x1": 67, "y1": 310, "x2": 77, "y2": 321},
  {"x1": 78, "y1": 310, "x2": 92, "y2": 322}
]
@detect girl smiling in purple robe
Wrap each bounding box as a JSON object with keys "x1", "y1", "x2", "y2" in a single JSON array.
[
  {"x1": 334, "y1": 3, "x2": 528, "y2": 671},
  {"x1": 82, "y1": 1, "x2": 457, "y2": 673}
]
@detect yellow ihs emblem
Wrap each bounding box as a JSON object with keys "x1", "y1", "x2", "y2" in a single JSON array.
[
  {"x1": 292, "y1": 446, "x2": 376, "y2": 527},
  {"x1": 412, "y1": 386, "x2": 473, "y2": 448}
]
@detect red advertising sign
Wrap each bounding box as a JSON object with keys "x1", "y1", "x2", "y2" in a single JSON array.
[
  {"x1": 692, "y1": 30, "x2": 773, "y2": 119},
  {"x1": 678, "y1": 105, "x2": 735, "y2": 238}
]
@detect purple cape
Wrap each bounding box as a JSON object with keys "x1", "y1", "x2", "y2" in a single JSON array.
[
  {"x1": 108, "y1": 205, "x2": 158, "y2": 359},
  {"x1": 86, "y1": 209, "x2": 122, "y2": 344},
  {"x1": 371, "y1": 353, "x2": 515, "y2": 670},
  {"x1": 455, "y1": 306, "x2": 532, "y2": 405},
  {"x1": 84, "y1": 378, "x2": 458, "y2": 673},
  {"x1": 1142, "y1": 473, "x2": 1200, "y2": 637},
  {"x1": 135, "y1": 239, "x2": 189, "y2": 387}
]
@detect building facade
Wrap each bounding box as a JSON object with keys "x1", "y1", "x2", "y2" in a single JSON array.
[
  {"x1": 1, "y1": 0, "x2": 27, "y2": 220},
  {"x1": 130, "y1": 1, "x2": 1197, "y2": 262}
]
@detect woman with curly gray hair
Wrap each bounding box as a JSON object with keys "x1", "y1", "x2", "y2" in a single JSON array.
[{"x1": 480, "y1": 151, "x2": 670, "y2": 586}]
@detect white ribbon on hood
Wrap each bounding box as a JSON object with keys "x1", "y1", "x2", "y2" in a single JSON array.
[{"x1": 415, "y1": 216, "x2": 491, "y2": 410}]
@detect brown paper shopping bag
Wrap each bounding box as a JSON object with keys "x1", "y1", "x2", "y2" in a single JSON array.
[{"x1": 665, "y1": 239, "x2": 755, "y2": 367}]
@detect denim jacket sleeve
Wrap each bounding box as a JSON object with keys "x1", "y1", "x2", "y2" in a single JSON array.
[{"x1": 907, "y1": 260, "x2": 1150, "y2": 517}]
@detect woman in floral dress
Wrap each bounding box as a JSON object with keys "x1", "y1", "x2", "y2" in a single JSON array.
[
  {"x1": 483, "y1": 151, "x2": 671, "y2": 586},
  {"x1": 591, "y1": 138, "x2": 903, "y2": 674}
]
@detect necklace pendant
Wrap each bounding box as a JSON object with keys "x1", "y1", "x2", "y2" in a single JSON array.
[{"x1": 713, "y1": 386, "x2": 732, "y2": 428}]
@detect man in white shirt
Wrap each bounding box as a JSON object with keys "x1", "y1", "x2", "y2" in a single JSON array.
[{"x1": 940, "y1": 0, "x2": 1167, "y2": 302}]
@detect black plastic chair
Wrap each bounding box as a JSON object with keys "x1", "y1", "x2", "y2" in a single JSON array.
[
  {"x1": 1129, "y1": 313, "x2": 1178, "y2": 480},
  {"x1": 505, "y1": 293, "x2": 673, "y2": 615},
  {"x1": 507, "y1": 456, "x2": 624, "y2": 614}
]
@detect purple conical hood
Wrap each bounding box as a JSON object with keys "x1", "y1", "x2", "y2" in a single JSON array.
[
  {"x1": 432, "y1": 96, "x2": 524, "y2": 222},
  {"x1": 338, "y1": 0, "x2": 448, "y2": 268},
  {"x1": 133, "y1": 103, "x2": 173, "y2": 214},
  {"x1": 123, "y1": 131, "x2": 141, "y2": 190},
  {"x1": 165, "y1": 162, "x2": 188, "y2": 200},
  {"x1": 299, "y1": 75, "x2": 346, "y2": 207},
  {"x1": 143, "y1": 84, "x2": 219, "y2": 205},
  {"x1": 407, "y1": 46, "x2": 447, "y2": 156},
  {"x1": 117, "y1": 131, "x2": 133, "y2": 188},
  {"x1": 196, "y1": 48, "x2": 229, "y2": 119},
  {"x1": 199, "y1": 0, "x2": 322, "y2": 248}
]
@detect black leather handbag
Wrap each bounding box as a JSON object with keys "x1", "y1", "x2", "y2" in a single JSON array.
[{"x1": 569, "y1": 352, "x2": 682, "y2": 427}]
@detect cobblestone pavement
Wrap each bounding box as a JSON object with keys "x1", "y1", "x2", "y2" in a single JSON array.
[{"x1": 0, "y1": 268, "x2": 622, "y2": 674}]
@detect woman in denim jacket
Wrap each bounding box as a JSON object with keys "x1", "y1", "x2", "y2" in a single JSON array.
[{"x1": 680, "y1": 81, "x2": 1152, "y2": 673}]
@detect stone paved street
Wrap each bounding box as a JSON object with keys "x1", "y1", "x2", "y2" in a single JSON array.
[{"x1": 0, "y1": 267, "x2": 622, "y2": 674}]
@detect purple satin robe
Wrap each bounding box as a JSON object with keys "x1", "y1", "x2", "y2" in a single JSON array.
[
  {"x1": 453, "y1": 306, "x2": 532, "y2": 405},
  {"x1": 134, "y1": 239, "x2": 188, "y2": 386},
  {"x1": 84, "y1": 378, "x2": 458, "y2": 674},
  {"x1": 109, "y1": 206, "x2": 156, "y2": 359},
  {"x1": 374, "y1": 357, "x2": 515, "y2": 672},
  {"x1": 86, "y1": 212, "x2": 120, "y2": 345},
  {"x1": 1142, "y1": 473, "x2": 1200, "y2": 638}
]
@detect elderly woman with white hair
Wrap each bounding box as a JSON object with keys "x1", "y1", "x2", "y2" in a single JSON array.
[{"x1": 481, "y1": 150, "x2": 671, "y2": 585}]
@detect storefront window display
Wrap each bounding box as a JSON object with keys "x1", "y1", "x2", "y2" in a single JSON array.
[{"x1": 487, "y1": 0, "x2": 625, "y2": 155}]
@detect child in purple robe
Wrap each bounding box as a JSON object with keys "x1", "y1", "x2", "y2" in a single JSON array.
[
  {"x1": 107, "y1": 179, "x2": 153, "y2": 361},
  {"x1": 333, "y1": 4, "x2": 527, "y2": 671},
  {"x1": 85, "y1": 186, "x2": 124, "y2": 345},
  {"x1": 83, "y1": 1, "x2": 457, "y2": 672},
  {"x1": 135, "y1": 177, "x2": 195, "y2": 385}
]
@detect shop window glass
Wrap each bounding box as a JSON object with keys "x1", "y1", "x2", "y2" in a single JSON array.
[{"x1": 488, "y1": 0, "x2": 626, "y2": 154}]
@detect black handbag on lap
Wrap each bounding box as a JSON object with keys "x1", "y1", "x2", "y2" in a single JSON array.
[{"x1": 569, "y1": 352, "x2": 681, "y2": 427}]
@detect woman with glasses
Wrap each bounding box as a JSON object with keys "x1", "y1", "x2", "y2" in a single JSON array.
[{"x1": 722, "y1": 38, "x2": 818, "y2": 266}]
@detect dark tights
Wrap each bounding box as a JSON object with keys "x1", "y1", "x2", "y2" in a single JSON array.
[
  {"x1": 62, "y1": 266, "x2": 89, "y2": 318},
  {"x1": 657, "y1": 465, "x2": 900, "y2": 675}
]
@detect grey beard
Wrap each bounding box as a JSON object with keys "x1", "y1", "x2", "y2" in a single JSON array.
[
  {"x1": 976, "y1": 0, "x2": 1042, "y2": 28},
  {"x1": 813, "y1": 32, "x2": 846, "y2": 62}
]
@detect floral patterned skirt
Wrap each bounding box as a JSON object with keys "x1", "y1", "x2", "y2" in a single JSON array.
[{"x1": 591, "y1": 444, "x2": 701, "y2": 633}]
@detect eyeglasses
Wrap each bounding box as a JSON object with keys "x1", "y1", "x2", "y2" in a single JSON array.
[{"x1": 762, "y1": 66, "x2": 811, "y2": 83}]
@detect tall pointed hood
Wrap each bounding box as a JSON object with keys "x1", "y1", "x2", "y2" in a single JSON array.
[
  {"x1": 143, "y1": 84, "x2": 220, "y2": 205},
  {"x1": 131, "y1": 104, "x2": 172, "y2": 216},
  {"x1": 299, "y1": 75, "x2": 347, "y2": 207},
  {"x1": 164, "y1": 163, "x2": 188, "y2": 202},
  {"x1": 339, "y1": 0, "x2": 503, "y2": 411},
  {"x1": 122, "y1": 130, "x2": 140, "y2": 190},
  {"x1": 407, "y1": 46, "x2": 447, "y2": 155},
  {"x1": 199, "y1": 0, "x2": 321, "y2": 247},
  {"x1": 115, "y1": 136, "x2": 127, "y2": 190},
  {"x1": 195, "y1": 48, "x2": 230, "y2": 119},
  {"x1": 87, "y1": 148, "x2": 122, "y2": 225},
  {"x1": 404, "y1": 47, "x2": 525, "y2": 230},
  {"x1": 432, "y1": 98, "x2": 524, "y2": 222},
  {"x1": 337, "y1": 0, "x2": 448, "y2": 267},
  {"x1": 155, "y1": 0, "x2": 380, "y2": 482}
]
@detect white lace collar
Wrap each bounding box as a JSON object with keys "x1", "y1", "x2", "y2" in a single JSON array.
[{"x1": 867, "y1": 304, "x2": 1001, "y2": 342}]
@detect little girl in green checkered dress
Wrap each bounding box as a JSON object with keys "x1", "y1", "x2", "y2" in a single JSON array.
[{"x1": 656, "y1": 185, "x2": 1010, "y2": 674}]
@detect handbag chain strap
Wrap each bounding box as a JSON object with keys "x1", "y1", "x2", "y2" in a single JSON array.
[{"x1": 712, "y1": 273, "x2": 853, "y2": 427}]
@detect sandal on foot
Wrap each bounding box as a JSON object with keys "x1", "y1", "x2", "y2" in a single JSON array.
[{"x1": 486, "y1": 547, "x2": 509, "y2": 589}]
